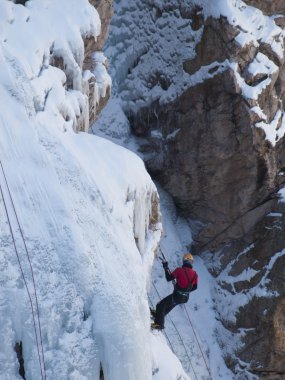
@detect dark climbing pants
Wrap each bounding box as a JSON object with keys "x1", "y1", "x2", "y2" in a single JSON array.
[{"x1": 155, "y1": 292, "x2": 188, "y2": 328}]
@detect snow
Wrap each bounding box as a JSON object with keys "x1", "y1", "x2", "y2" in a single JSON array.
[
  {"x1": 0, "y1": 97, "x2": 161, "y2": 378},
  {"x1": 92, "y1": 97, "x2": 133, "y2": 145},
  {"x1": 278, "y1": 187, "x2": 285, "y2": 203},
  {"x1": 0, "y1": 1, "x2": 185, "y2": 379},
  {"x1": 105, "y1": 0, "x2": 202, "y2": 112},
  {"x1": 193, "y1": 0, "x2": 284, "y2": 59},
  {"x1": 92, "y1": 51, "x2": 112, "y2": 103},
  {"x1": 268, "y1": 212, "x2": 282, "y2": 218},
  {"x1": 256, "y1": 110, "x2": 285, "y2": 146},
  {"x1": 232, "y1": 62, "x2": 271, "y2": 101},
  {"x1": 250, "y1": 106, "x2": 267, "y2": 121},
  {"x1": 151, "y1": 333, "x2": 189, "y2": 380}
]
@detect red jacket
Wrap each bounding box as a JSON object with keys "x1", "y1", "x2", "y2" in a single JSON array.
[{"x1": 165, "y1": 265, "x2": 198, "y2": 292}]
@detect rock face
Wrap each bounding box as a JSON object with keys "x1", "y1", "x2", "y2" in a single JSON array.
[
  {"x1": 105, "y1": 0, "x2": 285, "y2": 377},
  {"x1": 130, "y1": 65, "x2": 282, "y2": 249},
  {"x1": 50, "y1": 0, "x2": 112, "y2": 131},
  {"x1": 212, "y1": 196, "x2": 285, "y2": 379},
  {"x1": 243, "y1": 0, "x2": 285, "y2": 15},
  {"x1": 85, "y1": 0, "x2": 113, "y2": 128},
  {"x1": 90, "y1": 0, "x2": 113, "y2": 50},
  {"x1": 126, "y1": 4, "x2": 285, "y2": 250}
]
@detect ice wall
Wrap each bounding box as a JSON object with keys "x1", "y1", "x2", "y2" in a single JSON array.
[{"x1": 0, "y1": 1, "x2": 162, "y2": 379}]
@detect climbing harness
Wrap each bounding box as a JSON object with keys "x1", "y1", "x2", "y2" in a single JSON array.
[{"x1": 0, "y1": 160, "x2": 46, "y2": 380}]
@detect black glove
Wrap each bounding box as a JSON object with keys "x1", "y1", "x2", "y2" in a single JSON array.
[{"x1": 162, "y1": 261, "x2": 169, "y2": 269}]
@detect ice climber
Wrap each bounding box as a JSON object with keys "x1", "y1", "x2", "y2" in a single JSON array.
[{"x1": 151, "y1": 253, "x2": 198, "y2": 330}]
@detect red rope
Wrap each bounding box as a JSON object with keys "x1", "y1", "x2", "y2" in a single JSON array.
[{"x1": 0, "y1": 161, "x2": 46, "y2": 380}]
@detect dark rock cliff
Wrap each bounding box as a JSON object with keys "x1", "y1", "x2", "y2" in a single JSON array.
[
  {"x1": 128, "y1": 6, "x2": 285, "y2": 251},
  {"x1": 212, "y1": 196, "x2": 285, "y2": 379}
]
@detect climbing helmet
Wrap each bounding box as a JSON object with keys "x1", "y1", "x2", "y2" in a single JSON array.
[{"x1": 183, "y1": 252, "x2": 194, "y2": 264}]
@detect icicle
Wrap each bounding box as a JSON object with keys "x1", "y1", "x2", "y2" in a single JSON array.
[{"x1": 92, "y1": 52, "x2": 112, "y2": 106}]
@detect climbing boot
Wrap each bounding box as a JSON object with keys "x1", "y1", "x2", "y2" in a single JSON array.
[{"x1": 151, "y1": 322, "x2": 164, "y2": 330}]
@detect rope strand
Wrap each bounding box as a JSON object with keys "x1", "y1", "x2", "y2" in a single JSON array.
[
  {"x1": 0, "y1": 184, "x2": 45, "y2": 380},
  {"x1": 0, "y1": 161, "x2": 46, "y2": 380},
  {"x1": 148, "y1": 296, "x2": 175, "y2": 353},
  {"x1": 183, "y1": 305, "x2": 212, "y2": 379},
  {"x1": 151, "y1": 282, "x2": 199, "y2": 380}
]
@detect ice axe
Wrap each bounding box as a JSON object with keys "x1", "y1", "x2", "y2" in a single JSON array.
[{"x1": 158, "y1": 249, "x2": 175, "y2": 284}]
